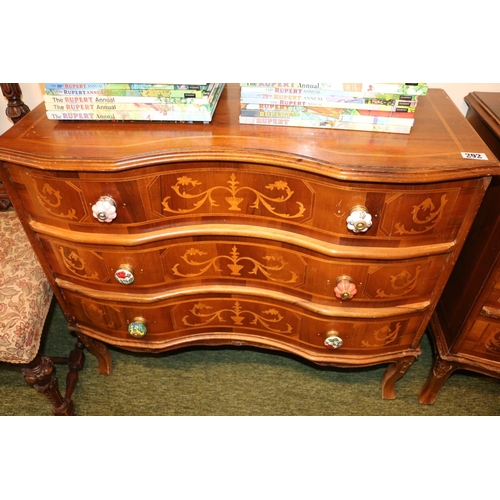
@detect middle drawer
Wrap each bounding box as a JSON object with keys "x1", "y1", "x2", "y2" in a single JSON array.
[{"x1": 41, "y1": 234, "x2": 448, "y2": 309}]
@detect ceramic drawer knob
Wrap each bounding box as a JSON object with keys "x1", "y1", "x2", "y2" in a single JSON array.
[
  {"x1": 346, "y1": 205, "x2": 372, "y2": 233},
  {"x1": 115, "y1": 265, "x2": 135, "y2": 285},
  {"x1": 92, "y1": 196, "x2": 117, "y2": 223},
  {"x1": 334, "y1": 275, "x2": 357, "y2": 300},
  {"x1": 128, "y1": 317, "x2": 147, "y2": 338},
  {"x1": 324, "y1": 331, "x2": 343, "y2": 349}
]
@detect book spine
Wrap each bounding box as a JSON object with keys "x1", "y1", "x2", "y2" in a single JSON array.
[
  {"x1": 241, "y1": 87, "x2": 418, "y2": 101},
  {"x1": 45, "y1": 88, "x2": 102, "y2": 96},
  {"x1": 239, "y1": 109, "x2": 414, "y2": 126},
  {"x1": 45, "y1": 83, "x2": 108, "y2": 89},
  {"x1": 241, "y1": 103, "x2": 416, "y2": 116},
  {"x1": 238, "y1": 116, "x2": 412, "y2": 134},
  {"x1": 46, "y1": 109, "x2": 215, "y2": 122},
  {"x1": 46, "y1": 83, "x2": 218, "y2": 99},
  {"x1": 128, "y1": 83, "x2": 209, "y2": 90},
  {"x1": 240, "y1": 83, "x2": 428, "y2": 95},
  {"x1": 95, "y1": 86, "x2": 213, "y2": 98},
  {"x1": 240, "y1": 87, "x2": 417, "y2": 100},
  {"x1": 241, "y1": 91, "x2": 417, "y2": 105},
  {"x1": 240, "y1": 96, "x2": 417, "y2": 112},
  {"x1": 44, "y1": 83, "x2": 223, "y2": 104},
  {"x1": 45, "y1": 100, "x2": 219, "y2": 112}
]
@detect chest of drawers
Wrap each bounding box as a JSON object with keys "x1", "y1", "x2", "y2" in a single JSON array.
[
  {"x1": 419, "y1": 92, "x2": 500, "y2": 404},
  {"x1": 1, "y1": 84, "x2": 498, "y2": 401}
]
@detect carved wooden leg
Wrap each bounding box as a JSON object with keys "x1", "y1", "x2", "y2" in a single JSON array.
[
  {"x1": 1, "y1": 83, "x2": 31, "y2": 123},
  {"x1": 78, "y1": 332, "x2": 112, "y2": 375},
  {"x1": 52, "y1": 339, "x2": 86, "y2": 401},
  {"x1": 21, "y1": 354, "x2": 75, "y2": 416},
  {"x1": 381, "y1": 357, "x2": 416, "y2": 399},
  {"x1": 418, "y1": 357, "x2": 459, "y2": 404}
]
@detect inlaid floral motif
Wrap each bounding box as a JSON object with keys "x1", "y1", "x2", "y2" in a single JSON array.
[
  {"x1": 376, "y1": 266, "x2": 422, "y2": 298},
  {"x1": 394, "y1": 194, "x2": 448, "y2": 235},
  {"x1": 57, "y1": 246, "x2": 100, "y2": 280},
  {"x1": 361, "y1": 322, "x2": 402, "y2": 347},
  {"x1": 172, "y1": 245, "x2": 298, "y2": 283},
  {"x1": 32, "y1": 180, "x2": 78, "y2": 220},
  {"x1": 162, "y1": 173, "x2": 306, "y2": 218},
  {"x1": 181, "y1": 300, "x2": 293, "y2": 334}
]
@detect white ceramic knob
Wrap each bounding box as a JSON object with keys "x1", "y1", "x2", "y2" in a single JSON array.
[
  {"x1": 324, "y1": 331, "x2": 343, "y2": 349},
  {"x1": 92, "y1": 196, "x2": 117, "y2": 223},
  {"x1": 346, "y1": 205, "x2": 372, "y2": 233}
]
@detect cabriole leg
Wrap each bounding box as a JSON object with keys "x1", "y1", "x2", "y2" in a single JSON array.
[
  {"x1": 78, "y1": 332, "x2": 112, "y2": 375},
  {"x1": 381, "y1": 357, "x2": 416, "y2": 399},
  {"x1": 418, "y1": 357, "x2": 459, "y2": 404}
]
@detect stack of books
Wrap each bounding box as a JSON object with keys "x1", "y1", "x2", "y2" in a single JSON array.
[
  {"x1": 43, "y1": 83, "x2": 225, "y2": 123},
  {"x1": 238, "y1": 83, "x2": 428, "y2": 134}
]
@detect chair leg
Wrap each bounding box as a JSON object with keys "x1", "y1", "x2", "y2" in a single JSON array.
[
  {"x1": 51, "y1": 339, "x2": 86, "y2": 403},
  {"x1": 22, "y1": 353, "x2": 75, "y2": 416}
]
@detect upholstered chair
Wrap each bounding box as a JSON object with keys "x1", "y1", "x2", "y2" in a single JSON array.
[{"x1": 0, "y1": 83, "x2": 84, "y2": 415}]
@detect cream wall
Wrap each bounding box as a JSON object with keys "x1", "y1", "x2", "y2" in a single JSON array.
[{"x1": 1, "y1": 83, "x2": 500, "y2": 134}]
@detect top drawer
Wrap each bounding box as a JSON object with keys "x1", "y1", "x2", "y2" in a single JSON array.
[{"x1": 9, "y1": 161, "x2": 484, "y2": 250}]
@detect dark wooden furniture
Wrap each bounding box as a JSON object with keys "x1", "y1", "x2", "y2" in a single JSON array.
[
  {"x1": 1, "y1": 83, "x2": 84, "y2": 415},
  {"x1": 419, "y1": 92, "x2": 500, "y2": 404},
  {"x1": 0, "y1": 84, "x2": 29, "y2": 209},
  {"x1": 1, "y1": 84, "x2": 499, "y2": 402}
]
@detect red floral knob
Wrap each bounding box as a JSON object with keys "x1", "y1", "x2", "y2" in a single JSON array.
[
  {"x1": 115, "y1": 265, "x2": 135, "y2": 285},
  {"x1": 334, "y1": 275, "x2": 357, "y2": 300}
]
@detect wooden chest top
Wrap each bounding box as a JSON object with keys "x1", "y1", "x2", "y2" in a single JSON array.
[{"x1": 0, "y1": 85, "x2": 499, "y2": 183}]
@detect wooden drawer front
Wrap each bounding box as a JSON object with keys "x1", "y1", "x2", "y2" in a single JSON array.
[
  {"x1": 452, "y1": 317, "x2": 500, "y2": 363},
  {"x1": 483, "y1": 280, "x2": 500, "y2": 316},
  {"x1": 62, "y1": 290, "x2": 424, "y2": 357},
  {"x1": 42, "y1": 235, "x2": 447, "y2": 308},
  {"x1": 11, "y1": 163, "x2": 481, "y2": 248}
]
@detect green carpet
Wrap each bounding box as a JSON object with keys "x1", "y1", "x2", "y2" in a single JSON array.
[{"x1": 1, "y1": 299, "x2": 499, "y2": 416}]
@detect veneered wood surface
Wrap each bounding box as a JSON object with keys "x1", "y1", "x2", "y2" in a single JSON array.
[
  {"x1": 2, "y1": 85, "x2": 500, "y2": 399},
  {"x1": 420, "y1": 92, "x2": 500, "y2": 403},
  {"x1": 0, "y1": 85, "x2": 498, "y2": 183}
]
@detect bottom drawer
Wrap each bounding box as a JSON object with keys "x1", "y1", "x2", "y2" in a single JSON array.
[
  {"x1": 452, "y1": 316, "x2": 500, "y2": 363},
  {"x1": 62, "y1": 289, "x2": 426, "y2": 365}
]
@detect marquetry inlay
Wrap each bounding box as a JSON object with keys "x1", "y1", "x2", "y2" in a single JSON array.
[
  {"x1": 171, "y1": 245, "x2": 298, "y2": 283},
  {"x1": 33, "y1": 180, "x2": 78, "y2": 220},
  {"x1": 57, "y1": 246, "x2": 100, "y2": 280},
  {"x1": 181, "y1": 300, "x2": 294, "y2": 334},
  {"x1": 376, "y1": 266, "x2": 422, "y2": 298},
  {"x1": 162, "y1": 173, "x2": 306, "y2": 218},
  {"x1": 361, "y1": 322, "x2": 402, "y2": 347},
  {"x1": 395, "y1": 194, "x2": 448, "y2": 235}
]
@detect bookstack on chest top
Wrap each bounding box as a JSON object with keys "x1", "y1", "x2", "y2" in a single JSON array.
[
  {"x1": 239, "y1": 82, "x2": 428, "y2": 133},
  {"x1": 1, "y1": 84, "x2": 499, "y2": 401},
  {"x1": 43, "y1": 83, "x2": 225, "y2": 123}
]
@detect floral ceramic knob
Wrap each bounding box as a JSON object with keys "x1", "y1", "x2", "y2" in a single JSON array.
[
  {"x1": 324, "y1": 331, "x2": 343, "y2": 349},
  {"x1": 115, "y1": 265, "x2": 135, "y2": 285},
  {"x1": 346, "y1": 205, "x2": 372, "y2": 233},
  {"x1": 128, "y1": 317, "x2": 147, "y2": 338},
  {"x1": 92, "y1": 196, "x2": 117, "y2": 223}
]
